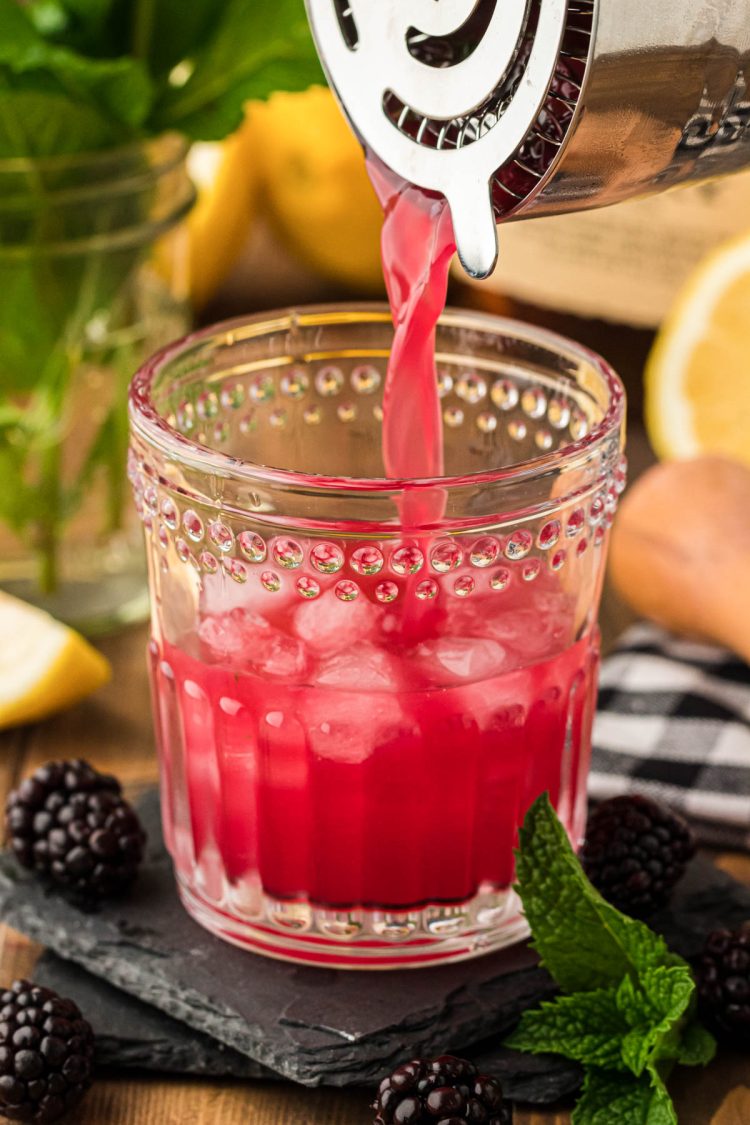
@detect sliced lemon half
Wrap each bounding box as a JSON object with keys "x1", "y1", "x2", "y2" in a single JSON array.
[
  {"x1": 0, "y1": 593, "x2": 111, "y2": 729},
  {"x1": 646, "y1": 229, "x2": 750, "y2": 465},
  {"x1": 251, "y1": 87, "x2": 385, "y2": 293},
  {"x1": 186, "y1": 118, "x2": 261, "y2": 310}
]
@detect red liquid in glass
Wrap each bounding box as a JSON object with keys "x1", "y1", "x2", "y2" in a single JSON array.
[
  {"x1": 153, "y1": 580, "x2": 597, "y2": 909},
  {"x1": 150, "y1": 157, "x2": 599, "y2": 915}
]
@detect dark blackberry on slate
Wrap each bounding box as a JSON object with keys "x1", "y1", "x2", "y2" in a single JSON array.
[
  {"x1": 693, "y1": 927, "x2": 750, "y2": 1046},
  {"x1": 581, "y1": 793, "x2": 695, "y2": 917},
  {"x1": 0, "y1": 979, "x2": 95, "y2": 1123},
  {"x1": 372, "y1": 1054, "x2": 511, "y2": 1124},
  {"x1": 5, "y1": 759, "x2": 145, "y2": 903}
]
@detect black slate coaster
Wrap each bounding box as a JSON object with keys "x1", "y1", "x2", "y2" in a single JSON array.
[
  {"x1": 32, "y1": 952, "x2": 581, "y2": 1104},
  {"x1": 2, "y1": 789, "x2": 748, "y2": 1092},
  {"x1": 34, "y1": 952, "x2": 271, "y2": 1080}
]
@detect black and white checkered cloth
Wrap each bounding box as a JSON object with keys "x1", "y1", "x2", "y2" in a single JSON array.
[{"x1": 590, "y1": 623, "x2": 750, "y2": 851}]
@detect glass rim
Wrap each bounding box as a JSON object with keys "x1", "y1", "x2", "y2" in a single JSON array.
[{"x1": 129, "y1": 302, "x2": 626, "y2": 495}]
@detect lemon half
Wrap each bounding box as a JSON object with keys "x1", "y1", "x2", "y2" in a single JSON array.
[
  {"x1": 646, "y1": 230, "x2": 750, "y2": 465},
  {"x1": 251, "y1": 87, "x2": 384, "y2": 293},
  {"x1": 0, "y1": 593, "x2": 111, "y2": 729},
  {"x1": 187, "y1": 117, "x2": 260, "y2": 310}
]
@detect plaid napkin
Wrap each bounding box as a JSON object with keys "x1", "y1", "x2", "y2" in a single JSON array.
[{"x1": 590, "y1": 623, "x2": 750, "y2": 851}]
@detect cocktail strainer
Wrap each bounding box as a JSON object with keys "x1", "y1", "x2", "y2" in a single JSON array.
[{"x1": 305, "y1": 0, "x2": 750, "y2": 279}]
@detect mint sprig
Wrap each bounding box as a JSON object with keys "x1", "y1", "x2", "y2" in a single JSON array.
[{"x1": 505, "y1": 795, "x2": 716, "y2": 1125}]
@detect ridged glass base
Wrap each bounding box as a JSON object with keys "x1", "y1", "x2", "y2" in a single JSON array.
[{"x1": 178, "y1": 877, "x2": 530, "y2": 969}]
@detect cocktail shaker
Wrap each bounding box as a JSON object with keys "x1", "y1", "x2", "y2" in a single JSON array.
[{"x1": 305, "y1": 0, "x2": 750, "y2": 278}]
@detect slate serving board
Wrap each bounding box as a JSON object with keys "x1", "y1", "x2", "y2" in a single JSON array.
[
  {"x1": 32, "y1": 952, "x2": 581, "y2": 1104},
  {"x1": 1, "y1": 789, "x2": 748, "y2": 1093},
  {"x1": 34, "y1": 952, "x2": 271, "y2": 1080}
]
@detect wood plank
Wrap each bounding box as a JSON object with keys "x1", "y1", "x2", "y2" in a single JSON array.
[
  {"x1": 75, "y1": 1078, "x2": 368, "y2": 1124},
  {"x1": 0, "y1": 926, "x2": 41, "y2": 984},
  {"x1": 672, "y1": 1052, "x2": 750, "y2": 1125},
  {"x1": 515, "y1": 1113, "x2": 569, "y2": 1125},
  {"x1": 714, "y1": 852, "x2": 750, "y2": 886}
]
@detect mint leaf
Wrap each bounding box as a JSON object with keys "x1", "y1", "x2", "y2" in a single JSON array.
[
  {"x1": 0, "y1": 0, "x2": 152, "y2": 142},
  {"x1": 505, "y1": 988, "x2": 628, "y2": 1071},
  {"x1": 141, "y1": 0, "x2": 234, "y2": 78},
  {"x1": 573, "y1": 1070, "x2": 676, "y2": 1125},
  {"x1": 514, "y1": 794, "x2": 681, "y2": 994},
  {"x1": 0, "y1": 0, "x2": 50, "y2": 51},
  {"x1": 152, "y1": 0, "x2": 324, "y2": 141},
  {"x1": 504, "y1": 959, "x2": 699, "y2": 1081},
  {"x1": 0, "y1": 71, "x2": 118, "y2": 156},
  {"x1": 617, "y1": 966, "x2": 695, "y2": 1077},
  {"x1": 56, "y1": 0, "x2": 112, "y2": 21},
  {"x1": 669, "y1": 1019, "x2": 716, "y2": 1068},
  {"x1": 26, "y1": 0, "x2": 113, "y2": 46},
  {"x1": 26, "y1": 0, "x2": 70, "y2": 38}
]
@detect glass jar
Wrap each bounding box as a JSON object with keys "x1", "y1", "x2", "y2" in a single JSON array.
[
  {"x1": 0, "y1": 135, "x2": 195, "y2": 634},
  {"x1": 129, "y1": 305, "x2": 626, "y2": 968}
]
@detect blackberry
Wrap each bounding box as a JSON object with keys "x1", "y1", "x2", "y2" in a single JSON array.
[
  {"x1": 0, "y1": 979, "x2": 95, "y2": 1123},
  {"x1": 5, "y1": 760, "x2": 145, "y2": 903},
  {"x1": 693, "y1": 927, "x2": 750, "y2": 1045},
  {"x1": 372, "y1": 1054, "x2": 511, "y2": 1124},
  {"x1": 581, "y1": 794, "x2": 695, "y2": 918}
]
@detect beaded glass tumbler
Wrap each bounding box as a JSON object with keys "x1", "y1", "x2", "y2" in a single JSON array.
[{"x1": 129, "y1": 305, "x2": 626, "y2": 969}]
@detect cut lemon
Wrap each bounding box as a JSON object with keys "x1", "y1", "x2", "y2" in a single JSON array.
[
  {"x1": 646, "y1": 229, "x2": 750, "y2": 465},
  {"x1": 186, "y1": 118, "x2": 260, "y2": 310},
  {"x1": 251, "y1": 87, "x2": 384, "y2": 293},
  {"x1": 0, "y1": 593, "x2": 111, "y2": 729}
]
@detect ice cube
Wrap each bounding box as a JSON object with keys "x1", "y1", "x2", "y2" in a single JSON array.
[
  {"x1": 415, "y1": 636, "x2": 506, "y2": 684},
  {"x1": 482, "y1": 602, "x2": 571, "y2": 664},
  {"x1": 314, "y1": 644, "x2": 400, "y2": 692},
  {"x1": 248, "y1": 628, "x2": 308, "y2": 681},
  {"x1": 444, "y1": 583, "x2": 576, "y2": 666},
  {"x1": 198, "y1": 609, "x2": 256, "y2": 661},
  {"x1": 306, "y1": 693, "x2": 407, "y2": 764},
  {"x1": 199, "y1": 608, "x2": 308, "y2": 680},
  {"x1": 200, "y1": 568, "x2": 296, "y2": 618},
  {"x1": 293, "y1": 590, "x2": 379, "y2": 656}
]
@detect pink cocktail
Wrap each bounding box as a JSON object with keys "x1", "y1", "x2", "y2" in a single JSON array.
[{"x1": 130, "y1": 307, "x2": 625, "y2": 967}]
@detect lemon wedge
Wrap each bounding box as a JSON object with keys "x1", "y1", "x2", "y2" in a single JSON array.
[
  {"x1": 0, "y1": 593, "x2": 111, "y2": 729},
  {"x1": 646, "y1": 229, "x2": 750, "y2": 465},
  {"x1": 251, "y1": 87, "x2": 384, "y2": 292},
  {"x1": 186, "y1": 113, "x2": 260, "y2": 310}
]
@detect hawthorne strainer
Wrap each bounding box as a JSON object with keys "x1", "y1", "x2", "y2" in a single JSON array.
[{"x1": 306, "y1": 0, "x2": 750, "y2": 278}]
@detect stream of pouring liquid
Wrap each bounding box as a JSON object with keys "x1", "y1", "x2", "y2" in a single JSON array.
[
  {"x1": 366, "y1": 156, "x2": 458, "y2": 641},
  {"x1": 366, "y1": 156, "x2": 457, "y2": 500}
]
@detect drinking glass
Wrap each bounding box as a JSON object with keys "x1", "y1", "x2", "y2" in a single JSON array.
[{"x1": 129, "y1": 305, "x2": 625, "y2": 968}]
